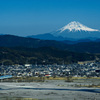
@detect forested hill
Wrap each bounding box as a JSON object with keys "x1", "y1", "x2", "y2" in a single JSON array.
[
  {"x1": 0, "y1": 47, "x2": 95, "y2": 65},
  {"x1": 0, "y1": 34, "x2": 100, "y2": 65},
  {"x1": 0, "y1": 35, "x2": 68, "y2": 49}
]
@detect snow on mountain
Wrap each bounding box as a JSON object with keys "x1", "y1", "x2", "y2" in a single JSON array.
[
  {"x1": 50, "y1": 21, "x2": 100, "y2": 39},
  {"x1": 59, "y1": 21, "x2": 99, "y2": 32},
  {"x1": 28, "y1": 21, "x2": 100, "y2": 40}
]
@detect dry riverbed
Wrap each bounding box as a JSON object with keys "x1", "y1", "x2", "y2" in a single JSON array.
[{"x1": 0, "y1": 79, "x2": 100, "y2": 100}]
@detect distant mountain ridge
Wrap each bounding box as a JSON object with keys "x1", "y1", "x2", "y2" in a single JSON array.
[
  {"x1": 0, "y1": 34, "x2": 100, "y2": 53},
  {"x1": 0, "y1": 34, "x2": 68, "y2": 49},
  {"x1": 27, "y1": 33, "x2": 69, "y2": 41}
]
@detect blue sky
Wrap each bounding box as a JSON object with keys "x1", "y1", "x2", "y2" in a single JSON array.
[{"x1": 0, "y1": 0, "x2": 100, "y2": 36}]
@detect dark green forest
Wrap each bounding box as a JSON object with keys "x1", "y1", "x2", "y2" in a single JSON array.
[{"x1": 0, "y1": 47, "x2": 95, "y2": 65}]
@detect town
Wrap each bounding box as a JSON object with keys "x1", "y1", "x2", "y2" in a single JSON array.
[{"x1": 0, "y1": 61, "x2": 100, "y2": 79}]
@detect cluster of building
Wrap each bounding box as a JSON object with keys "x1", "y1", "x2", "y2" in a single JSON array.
[{"x1": 0, "y1": 61, "x2": 100, "y2": 78}]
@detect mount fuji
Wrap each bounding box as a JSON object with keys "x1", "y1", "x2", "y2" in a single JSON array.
[
  {"x1": 58, "y1": 21, "x2": 99, "y2": 32},
  {"x1": 28, "y1": 21, "x2": 100, "y2": 41}
]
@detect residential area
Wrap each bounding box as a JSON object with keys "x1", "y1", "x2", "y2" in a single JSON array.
[{"x1": 0, "y1": 61, "x2": 100, "y2": 79}]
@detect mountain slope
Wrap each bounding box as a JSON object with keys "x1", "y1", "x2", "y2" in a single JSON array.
[
  {"x1": 59, "y1": 21, "x2": 99, "y2": 32},
  {"x1": 52, "y1": 21, "x2": 100, "y2": 39},
  {"x1": 28, "y1": 21, "x2": 100, "y2": 40}
]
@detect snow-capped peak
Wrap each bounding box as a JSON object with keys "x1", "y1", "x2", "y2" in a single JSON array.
[{"x1": 59, "y1": 21, "x2": 99, "y2": 32}]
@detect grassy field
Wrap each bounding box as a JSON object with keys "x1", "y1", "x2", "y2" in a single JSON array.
[{"x1": 2, "y1": 76, "x2": 100, "y2": 83}]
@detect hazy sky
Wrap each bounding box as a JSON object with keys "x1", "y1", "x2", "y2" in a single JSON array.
[{"x1": 0, "y1": 0, "x2": 100, "y2": 36}]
